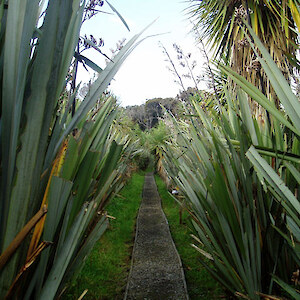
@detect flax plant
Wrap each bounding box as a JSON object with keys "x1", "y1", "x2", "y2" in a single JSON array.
[
  {"x1": 163, "y1": 27, "x2": 300, "y2": 298},
  {"x1": 0, "y1": 1, "x2": 150, "y2": 298}
]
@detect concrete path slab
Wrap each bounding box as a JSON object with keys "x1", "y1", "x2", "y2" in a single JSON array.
[{"x1": 124, "y1": 173, "x2": 189, "y2": 300}]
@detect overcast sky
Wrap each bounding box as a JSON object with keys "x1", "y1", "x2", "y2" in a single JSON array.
[{"x1": 78, "y1": 0, "x2": 207, "y2": 106}]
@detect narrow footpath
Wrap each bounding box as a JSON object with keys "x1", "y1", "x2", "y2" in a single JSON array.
[{"x1": 124, "y1": 173, "x2": 189, "y2": 300}]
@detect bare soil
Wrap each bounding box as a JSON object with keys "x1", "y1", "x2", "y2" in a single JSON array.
[{"x1": 124, "y1": 173, "x2": 189, "y2": 300}]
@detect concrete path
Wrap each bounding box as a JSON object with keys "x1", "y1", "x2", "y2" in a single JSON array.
[{"x1": 124, "y1": 173, "x2": 189, "y2": 300}]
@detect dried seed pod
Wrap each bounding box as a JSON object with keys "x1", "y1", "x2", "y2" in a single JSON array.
[
  {"x1": 237, "y1": 37, "x2": 249, "y2": 50},
  {"x1": 234, "y1": 5, "x2": 247, "y2": 24},
  {"x1": 292, "y1": 269, "x2": 300, "y2": 286}
]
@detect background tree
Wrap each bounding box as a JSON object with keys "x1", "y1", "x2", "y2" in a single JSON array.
[
  {"x1": 124, "y1": 97, "x2": 181, "y2": 130},
  {"x1": 189, "y1": 0, "x2": 300, "y2": 109}
]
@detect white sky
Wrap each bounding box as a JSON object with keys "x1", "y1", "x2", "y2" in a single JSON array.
[{"x1": 78, "y1": 0, "x2": 207, "y2": 106}]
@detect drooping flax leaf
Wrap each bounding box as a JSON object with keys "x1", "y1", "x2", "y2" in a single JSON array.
[
  {"x1": 106, "y1": 0, "x2": 130, "y2": 31},
  {"x1": 246, "y1": 146, "x2": 300, "y2": 218}
]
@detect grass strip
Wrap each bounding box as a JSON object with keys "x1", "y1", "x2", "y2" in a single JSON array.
[
  {"x1": 63, "y1": 172, "x2": 144, "y2": 300},
  {"x1": 155, "y1": 174, "x2": 223, "y2": 300}
]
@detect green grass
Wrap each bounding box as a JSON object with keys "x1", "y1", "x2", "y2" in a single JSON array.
[
  {"x1": 63, "y1": 172, "x2": 223, "y2": 299},
  {"x1": 63, "y1": 172, "x2": 144, "y2": 300},
  {"x1": 155, "y1": 174, "x2": 223, "y2": 299}
]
